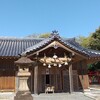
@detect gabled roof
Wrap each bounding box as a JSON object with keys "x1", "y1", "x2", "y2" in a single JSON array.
[
  {"x1": 0, "y1": 33, "x2": 100, "y2": 59},
  {"x1": 23, "y1": 33, "x2": 100, "y2": 59}
]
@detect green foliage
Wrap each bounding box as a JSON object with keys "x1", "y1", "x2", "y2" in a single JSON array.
[
  {"x1": 88, "y1": 62, "x2": 100, "y2": 71},
  {"x1": 88, "y1": 27, "x2": 100, "y2": 70},
  {"x1": 77, "y1": 27, "x2": 100, "y2": 70},
  {"x1": 39, "y1": 33, "x2": 51, "y2": 38},
  {"x1": 89, "y1": 27, "x2": 100, "y2": 50},
  {"x1": 76, "y1": 27, "x2": 100, "y2": 50},
  {"x1": 76, "y1": 36, "x2": 91, "y2": 48},
  {"x1": 26, "y1": 33, "x2": 51, "y2": 38},
  {"x1": 88, "y1": 64, "x2": 95, "y2": 71}
]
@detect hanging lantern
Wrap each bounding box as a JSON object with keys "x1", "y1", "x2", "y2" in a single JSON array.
[
  {"x1": 54, "y1": 63, "x2": 57, "y2": 66},
  {"x1": 48, "y1": 64, "x2": 51, "y2": 68},
  {"x1": 65, "y1": 62, "x2": 68, "y2": 65},
  {"x1": 43, "y1": 63, "x2": 46, "y2": 66},
  {"x1": 58, "y1": 64, "x2": 62, "y2": 67},
  {"x1": 53, "y1": 54, "x2": 58, "y2": 59}
]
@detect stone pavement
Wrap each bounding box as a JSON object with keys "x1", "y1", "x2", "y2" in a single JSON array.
[
  {"x1": 33, "y1": 92, "x2": 93, "y2": 100},
  {"x1": 0, "y1": 84, "x2": 100, "y2": 100},
  {"x1": 0, "y1": 92, "x2": 15, "y2": 100},
  {"x1": 0, "y1": 92, "x2": 93, "y2": 100},
  {"x1": 84, "y1": 88, "x2": 100, "y2": 100},
  {"x1": 84, "y1": 84, "x2": 100, "y2": 100}
]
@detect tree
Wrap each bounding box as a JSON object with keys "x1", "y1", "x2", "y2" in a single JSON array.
[
  {"x1": 39, "y1": 33, "x2": 51, "y2": 38},
  {"x1": 76, "y1": 27, "x2": 100, "y2": 70},
  {"x1": 26, "y1": 33, "x2": 51, "y2": 38},
  {"x1": 88, "y1": 27, "x2": 100, "y2": 71},
  {"x1": 76, "y1": 27, "x2": 100, "y2": 50},
  {"x1": 89, "y1": 27, "x2": 100, "y2": 50},
  {"x1": 76, "y1": 36, "x2": 91, "y2": 48}
]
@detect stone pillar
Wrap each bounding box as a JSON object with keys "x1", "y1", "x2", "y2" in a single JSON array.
[
  {"x1": 69, "y1": 64, "x2": 73, "y2": 93},
  {"x1": 34, "y1": 65, "x2": 38, "y2": 94},
  {"x1": 17, "y1": 67, "x2": 31, "y2": 92}
]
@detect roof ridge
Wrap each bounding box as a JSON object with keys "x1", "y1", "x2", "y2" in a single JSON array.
[{"x1": 0, "y1": 37, "x2": 44, "y2": 41}]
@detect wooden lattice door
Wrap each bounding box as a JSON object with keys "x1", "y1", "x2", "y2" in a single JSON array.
[
  {"x1": 73, "y1": 70, "x2": 79, "y2": 91},
  {"x1": 41, "y1": 74, "x2": 46, "y2": 92},
  {"x1": 62, "y1": 70, "x2": 70, "y2": 92}
]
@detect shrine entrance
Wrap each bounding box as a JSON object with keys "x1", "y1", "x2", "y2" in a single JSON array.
[{"x1": 38, "y1": 66, "x2": 71, "y2": 93}]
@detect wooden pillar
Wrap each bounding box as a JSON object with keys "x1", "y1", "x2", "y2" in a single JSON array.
[
  {"x1": 79, "y1": 60, "x2": 89, "y2": 91},
  {"x1": 69, "y1": 64, "x2": 73, "y2": 93},
  {"x1": 34, "y1": 65, "x2": 38, "y2": 94}
]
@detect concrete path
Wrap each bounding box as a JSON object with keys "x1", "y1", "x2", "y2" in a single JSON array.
[
  {"x1": 84, "y1": 89, "x2": 100, "y2": 100},
  {"x1": 33, "y1": 92, "x2": 92, "y2": 100},
  {"x1": 0, "y1": 92, "x2": 96, "y2": 100},
  {"x1": 0, "y1": 92, "x2": 15, "y2": 100}
]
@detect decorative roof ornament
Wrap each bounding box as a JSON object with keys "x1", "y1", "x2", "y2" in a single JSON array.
[
  {"x1": 52, "y1": 30, "x2": 58, "y2": 34},
  {"x1": 50, "y1": 30, "x2": 60, "y2": 38}
]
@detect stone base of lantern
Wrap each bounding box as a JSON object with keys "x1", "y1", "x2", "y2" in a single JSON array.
[
  {"x1": 14, "y1": 91, "x2": 33, "y2": 100},
  {"x1": 17, "y1": 71, "x2": 31, "y2": 91},
  {"x1": 18, "y1": 77, "x2": 30, "y2": 91},
  {"x1": 15, "y1": 69, "x2": 33, "y2": 100}
]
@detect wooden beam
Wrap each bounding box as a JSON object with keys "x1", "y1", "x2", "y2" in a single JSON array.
[
  {"x1": 27, "y1": 41, "x2": 88, "y2": 59},
  {"x1": 87, "y1": 59, "x2": 100, "y2": 64},
  {"x1": 69, "y1": 64, "x2": 73, "y2": 93}
]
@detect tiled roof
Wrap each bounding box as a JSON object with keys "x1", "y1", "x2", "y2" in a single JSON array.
[
  {"x1": 65, "y1": 39, "x2": 100, "y2": 58},
  {"x1": 0, "y1": 34, "x2": 100, "y2": 59},
  {"x1": 0, "y1": 38, "x2": 43, "y2": 57},
  {"x1": 23, "y1": 34, "x2": 100, "y2": 58}
]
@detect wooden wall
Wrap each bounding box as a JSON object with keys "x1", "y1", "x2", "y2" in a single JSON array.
[
  {"x1": 0, "y1": 58, "x2": 16, "y2": 91},
  {"x1": 0, "y1": 58, "x2": 89, "y2": 92}
]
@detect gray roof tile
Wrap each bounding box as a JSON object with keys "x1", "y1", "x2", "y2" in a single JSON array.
[
  {"x1": 0, "y1": 34, "x2": 100, "y2": 59},
  {"x1": 22, "y1": 34, "x2": 100, "y2": 58},
  {"x1": 0, "y1": 38, "x2": 43, "y2": 57}
]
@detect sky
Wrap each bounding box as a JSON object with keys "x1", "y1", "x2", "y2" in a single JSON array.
[{"x1": 0, "y1": 0, "x2": 100, "y2": 38}]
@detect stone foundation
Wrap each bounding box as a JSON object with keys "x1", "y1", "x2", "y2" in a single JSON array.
[{"x1": 14, "y1": 91, "x2": 33, "y2": 100}]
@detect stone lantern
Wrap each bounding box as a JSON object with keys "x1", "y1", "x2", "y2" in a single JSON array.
[{"x1": 14, "y1": 55, "x2": 34, "y2": 100}]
